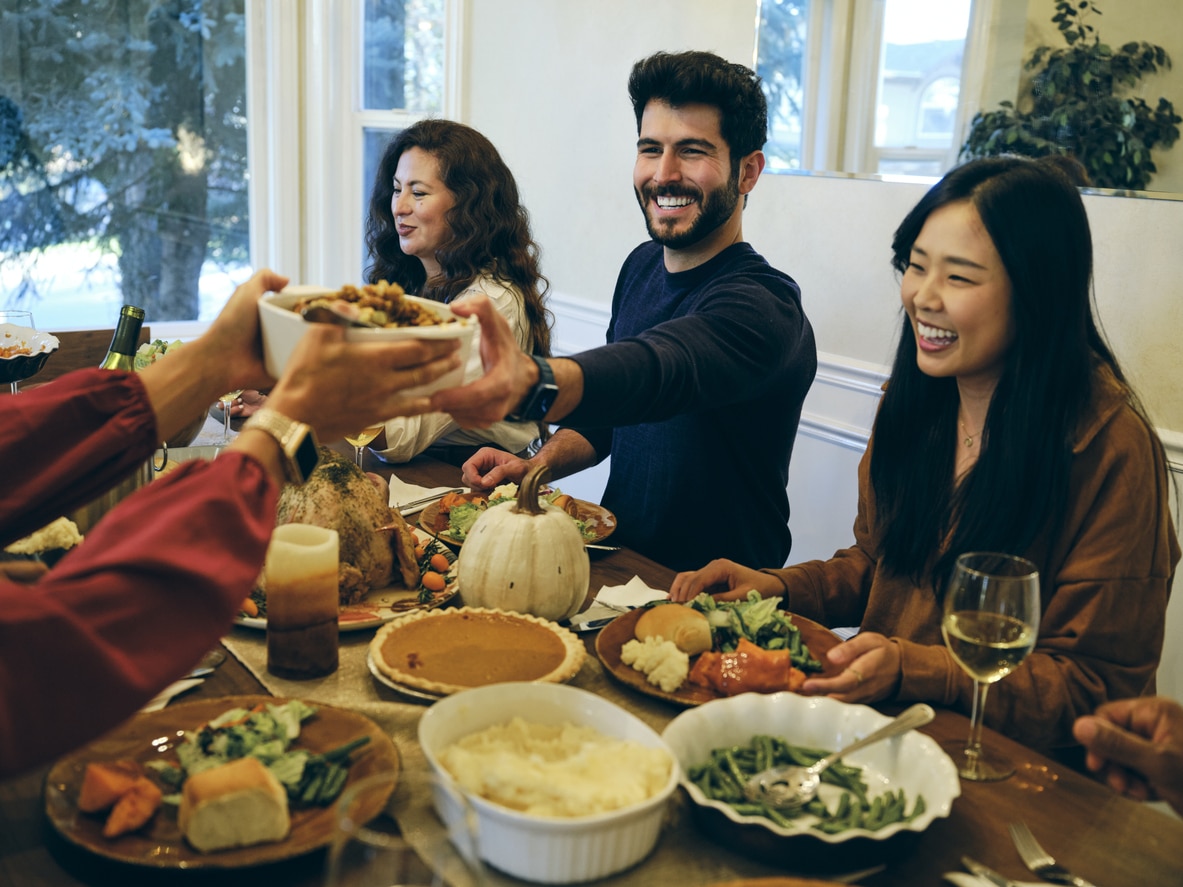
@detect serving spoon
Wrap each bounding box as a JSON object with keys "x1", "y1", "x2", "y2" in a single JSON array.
[
  {"x1": 743, "y1": 702, "x2": 935, "y2": 810},
  {"x1": 300, "y1": 303, "x2": 380, "y2": 328}
]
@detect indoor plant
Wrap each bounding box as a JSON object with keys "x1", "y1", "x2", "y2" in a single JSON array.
[{"x1": 960, "y1": 0, "x2": 1180, "y2": 190}]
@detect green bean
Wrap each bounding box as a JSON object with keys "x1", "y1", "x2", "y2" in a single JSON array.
[{"x1": 689, "y1": 734, "x2": 927, "y2": 835}]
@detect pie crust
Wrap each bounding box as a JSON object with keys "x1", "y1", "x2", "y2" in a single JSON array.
[{"x1": 369, "y1": 606, "x2": 585, "y2": 696}]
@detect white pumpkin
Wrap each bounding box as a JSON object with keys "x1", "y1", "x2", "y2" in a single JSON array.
[{"x1": 457, "y1": 465, "x2": 589, "y2": 621}]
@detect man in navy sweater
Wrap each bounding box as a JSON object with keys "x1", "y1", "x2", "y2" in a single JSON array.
[{"x1": 442, "y1": 50, "x2": 816, "y2": 571}]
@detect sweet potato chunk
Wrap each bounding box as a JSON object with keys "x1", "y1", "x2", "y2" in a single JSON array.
[
  {"x1": 78, "y1": 760, "x2": 144, "y2": 813},
  {"x1": 102, "y1": 775, "x2": 163, "y2": 838}
]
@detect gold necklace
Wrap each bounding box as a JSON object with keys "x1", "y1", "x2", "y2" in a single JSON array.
[{"x1": 959, "y1": 418, "x2": 982, "y2": 448}]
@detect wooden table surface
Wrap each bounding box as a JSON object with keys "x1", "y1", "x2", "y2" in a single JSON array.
[{"x1": 2, "y1": 449, "x2": 1181, "y2": 886}]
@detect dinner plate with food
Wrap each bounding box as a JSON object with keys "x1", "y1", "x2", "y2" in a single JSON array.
[
  {"x1": 43, "y1": 695, "x2": 398, "y2": 869},
  {"x1": 419, "y1": 483, "x2": 616, "y2": 547},
  {"x1": 367, "y1": 606, "x2": 586, "y2": 702},
  {"x1": 595, "y1": 593, "x2": 843, "y2": 706},
  {"x1": 235, "y1": 448, "x2": 458, "y2": 631}
]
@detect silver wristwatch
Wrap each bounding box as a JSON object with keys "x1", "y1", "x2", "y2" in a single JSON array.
[{"x1": 242, "y1": 407, "x2": 321, "y2": 484}]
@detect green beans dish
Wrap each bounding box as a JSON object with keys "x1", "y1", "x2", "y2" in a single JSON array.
[{"x1": 688, "y1": 735, "x2": 927, "y2": 834}]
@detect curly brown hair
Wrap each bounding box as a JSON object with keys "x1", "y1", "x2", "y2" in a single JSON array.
[{"x1": 365, "y1": 119, "x2": 552, "y2": 356}]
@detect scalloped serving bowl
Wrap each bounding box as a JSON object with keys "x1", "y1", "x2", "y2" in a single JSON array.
[
  {"x1": 258, "y1": 285, "x2": 475, "y2": 392},
  {"x1": 661, "y1": 693, "x2": 959, "y2": 868},
  {"x1": 0, "y1": 325, "x2": 59, "y2": 384},
  {"x1": 418, "y1": 682, "x2": 681, "y2": 884}
]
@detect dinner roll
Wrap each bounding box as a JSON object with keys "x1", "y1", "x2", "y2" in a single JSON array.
[
  {"x1": 635, "y1": 604, "x2": 712, "y2": 656},
  {"x1": 178, "y1": 756, "x2": 290, "y2": 853}
]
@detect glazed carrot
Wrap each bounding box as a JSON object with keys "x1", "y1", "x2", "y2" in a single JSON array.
[
  {"x1": 421, "y1": 571, "x2": 447, "y2": 592},
  {"x1": 240, "y1": 596, "x2": 259, "y2": 618},
  {"x1": 78, "y1": 760, "x2": 143, "y2": 813},
  {"x1": 428, "y1": 553, "x2": 450, "y2": 572},
  {"x1": 102, "y1": 775, "x2": 162, "y2": 837}
]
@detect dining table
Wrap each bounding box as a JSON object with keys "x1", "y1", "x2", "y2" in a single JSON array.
[{"x1": 2, "y1": 440, "x2": 1181, "y2": 887}]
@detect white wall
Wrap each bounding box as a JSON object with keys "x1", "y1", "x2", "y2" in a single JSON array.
[{"x1": 461, "y1": 0, "x2": 1183, "y2": 704}]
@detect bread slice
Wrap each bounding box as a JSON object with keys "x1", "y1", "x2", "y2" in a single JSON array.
[
  {"x1": 178, "y1": 756, "x2": 290, "y2": 853},
  {"x1": 635, "y1": 604, "x2": 713, "y2": 655}
]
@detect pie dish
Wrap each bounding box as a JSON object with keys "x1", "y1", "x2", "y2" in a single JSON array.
[{"x1": 369, "y1": 606, "x2": 585, "y2": 696}]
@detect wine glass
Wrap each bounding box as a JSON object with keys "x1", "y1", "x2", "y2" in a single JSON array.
[
  {"x1": 344, "y1": 424, "x2": 384, "y2": 468},
  {"x1": 0, "y1": 310, "x2": 35, "y2": 394},
  {"x1": 324, "y1": 770, "x2": 485, "y2": 887},
  {"x1": 940, "y1": 551, "x2": 1040, "y2": 781},
  {"x1": 217, "y1": 389, "x2": 243, "y2": 442}
]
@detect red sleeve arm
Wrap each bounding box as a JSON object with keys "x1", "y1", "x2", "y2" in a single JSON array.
[{"x1": 0, "y1": 451, "x2": 279, "y2": 777}]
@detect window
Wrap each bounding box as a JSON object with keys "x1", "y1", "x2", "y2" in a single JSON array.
[
  {"x1": 0, "y1": 1, "x2": 250, "y2": 330},
  {"x1": 872, "y1": 0, "x2": 973, "y2": 177},
  {"x1": 756, "y1": 0, "x2": 811, "y2": 172},
  {"x1": 359, "y1": 0, "x2": 447, "y2": 274},
  {"x1": 754, "y1": 0, "x2": 975, "y2": 179},
  {"x1": 0, "y1": 0, "x2": 452, "y2": 333}
]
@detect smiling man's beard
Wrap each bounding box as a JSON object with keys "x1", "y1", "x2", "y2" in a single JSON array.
[{"x1": 637, "y1": 173, "x2": 741, "y2": 249}]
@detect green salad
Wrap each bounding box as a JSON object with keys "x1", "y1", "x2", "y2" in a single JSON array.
[
  {"x1": 445, "y1": 484, "x2": 593, "y2": 542},
  {"x1": 686, "y1": 590, "x2": 823, "y2": 672},
  {"x1": 147, "y1": 700, "x2": 369, "y2": 808}
]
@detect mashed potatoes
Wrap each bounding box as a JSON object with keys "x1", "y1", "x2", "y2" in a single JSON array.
[
  {"x1": 621, "y1": 636, "x2": 689, "y2": 692},
  {"x1": 438, "y1": 717, "x2": 671, "y2": 817}
]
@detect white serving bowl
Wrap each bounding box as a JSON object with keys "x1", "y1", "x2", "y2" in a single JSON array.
[
  {"x1": 418, "y1": 682, "x2": 680, "y2": 884},
  {"x1": 258, "y1": 285, "x2": 475, "y2": 392},
  {"x1": 661, "y1": 693, "x2": 959, "y2": 868},
  {"x1": 0, "y1": 325, "x2": 59, "y2": 384}
]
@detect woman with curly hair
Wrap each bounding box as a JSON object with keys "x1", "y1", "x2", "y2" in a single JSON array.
[{"x1": 364, "y1": 118, "x2": 552, "y2": 464}]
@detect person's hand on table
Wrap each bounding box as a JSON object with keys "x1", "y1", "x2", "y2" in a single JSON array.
[
  {"x1": 214, "y1": 388, "x2": 267, "y2": 419},
  {"x1": 801, "y1": 631, "x2": 901, "y2": 703},
  {"x1": 668, "y1": 558, "x2": 784, "y2": 602},
  {"x1": 1073, "y1": 696, "x2": 1183, "y2": 815},
  {"x1": 461, "y1": 447, "x2": 533, "y2": 491}
]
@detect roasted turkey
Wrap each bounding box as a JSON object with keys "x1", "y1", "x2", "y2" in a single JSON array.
[{"x1": 275, "y1": 447, "x2": 419, "y2": 603}]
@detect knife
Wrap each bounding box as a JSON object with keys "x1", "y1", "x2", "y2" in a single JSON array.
[{"x1": 963, "y1": 855, "x2": 1055, "y2": 887}]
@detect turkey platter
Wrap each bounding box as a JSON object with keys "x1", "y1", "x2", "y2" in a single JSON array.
[{"x1": 275, "y1": 447, "x2": 419, "y2": 604}]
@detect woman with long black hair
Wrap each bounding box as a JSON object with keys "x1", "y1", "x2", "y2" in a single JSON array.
[{"x1": 670, "y1": 155, "x2": 1178, "y2": 752}]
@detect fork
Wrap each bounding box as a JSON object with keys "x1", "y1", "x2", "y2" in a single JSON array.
[{"x1": 1008, "y1": 822, "x2": 1098, "y2": 887}]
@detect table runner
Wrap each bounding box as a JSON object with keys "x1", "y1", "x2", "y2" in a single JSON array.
[{"x1": 219, "y1": 626, "x2": 826, "y2": 886}]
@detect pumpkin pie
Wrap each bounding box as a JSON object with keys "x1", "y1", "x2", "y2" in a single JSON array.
[{"x1": 369, "y1": 607, "x2": 585, "y2": 696}]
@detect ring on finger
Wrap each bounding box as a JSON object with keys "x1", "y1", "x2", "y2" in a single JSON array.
[{"x1": 848, "y1": 667, "x2": 864, "y2": 687}]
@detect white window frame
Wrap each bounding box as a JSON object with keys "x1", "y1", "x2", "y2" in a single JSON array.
[{"x1": 154, "y1": 0, "x2": 462, "y2": 341}]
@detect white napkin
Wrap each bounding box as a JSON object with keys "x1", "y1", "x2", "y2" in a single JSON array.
[
  {"x1": 387, "y1": 475, "x2": 467, "y2": 515},
  {"x1": 141, "y1": 678, "x2": 204, "y2": 712},
  {"x1": 567, "y1": 575, "x2": 669, "y2": 630}
]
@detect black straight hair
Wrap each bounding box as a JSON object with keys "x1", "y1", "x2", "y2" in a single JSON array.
[{"x1": 872, "y1": 155, "x2": 1131, "y2": 588}]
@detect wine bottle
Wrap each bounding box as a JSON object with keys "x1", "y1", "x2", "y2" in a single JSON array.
[{"x1": 99, "y1": 305, "x2": 146, "y2": 371}]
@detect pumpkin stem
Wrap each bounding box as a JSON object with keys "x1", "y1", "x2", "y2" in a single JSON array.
[{"x1": 517, "y1": 464, "x2": 551, "y2": 515}]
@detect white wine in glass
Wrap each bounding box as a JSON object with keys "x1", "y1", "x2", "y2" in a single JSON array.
[
  {"x1": 218, "y1": 389, "x2": 244, "y2": 442},
  {"x1": 344, "y1": 424, "x2": 384, "y2": 467},
  {"x1": 940, "y1": 551, "x2": 1040, "y2": 782}
]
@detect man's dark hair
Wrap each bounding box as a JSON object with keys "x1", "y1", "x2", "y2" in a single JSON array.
[{"x1": 628, "y1": 50, "x2": 768, "y2": 170}]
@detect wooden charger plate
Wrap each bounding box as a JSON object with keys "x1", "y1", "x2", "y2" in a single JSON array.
[
  {"x1": 419, "y1": 493, "x2": 616, "y2": 547},
  {"x1": 596, "y1": 607, "x2": 843, "y2": 707},
  {"x1": 44, "y1": 695, "x2": 399, "y2": 870}
]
